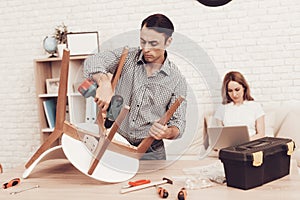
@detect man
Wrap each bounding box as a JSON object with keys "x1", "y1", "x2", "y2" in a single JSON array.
[{"x1": 84, "y1": 13, "x2": 187, "y2": 159}]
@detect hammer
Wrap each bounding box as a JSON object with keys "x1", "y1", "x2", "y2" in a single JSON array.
[{"x1": 120, "y1": 177, "x2": 173, "y2": 194}]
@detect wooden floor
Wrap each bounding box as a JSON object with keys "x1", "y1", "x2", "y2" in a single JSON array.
[{"x1": 0, "y1": 158, "x2": 299, "y2": 200}]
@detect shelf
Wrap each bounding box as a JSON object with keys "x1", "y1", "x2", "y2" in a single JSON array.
[
  {"x1": 35, "y1": 55, "x2": 89, "y2": 62},
  {"x1": 38, "y1": 93, "x2": 82, "y2": 98},
  {"x1": 42, "y1": 128, "x2": 55, "y2": 132},
  {"x1": 35, "y1": 55, "x2": 88, "y2": 144},
  {"x1": 39, "y1": 94, "x2": 58, "y2": 98}
]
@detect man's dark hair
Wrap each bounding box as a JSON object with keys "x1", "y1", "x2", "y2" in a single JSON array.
[{"x1": 141, "y1": 14, "x2": 174, "y2": 38}]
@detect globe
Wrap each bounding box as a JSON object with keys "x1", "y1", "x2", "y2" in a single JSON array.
[{"x1": 43, "y1": 36, "x2": 57, "y2": 57}]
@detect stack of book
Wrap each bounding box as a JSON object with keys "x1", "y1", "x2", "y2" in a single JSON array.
[{"x1": 43, "y1": 98, "x2": 57, "y2": 129}]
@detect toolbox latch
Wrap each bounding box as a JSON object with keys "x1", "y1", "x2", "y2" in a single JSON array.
[
  {"x1": 252, "y1": 151, "x2": 263, "y2": 167},
  {"x1": 286, "y1": 141, "x2": 295, "y2": 156}
]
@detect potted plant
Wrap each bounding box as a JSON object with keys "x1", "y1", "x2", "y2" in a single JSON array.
[{"x1": 55, "y1": 23, "x2": 68, "y2": 57}]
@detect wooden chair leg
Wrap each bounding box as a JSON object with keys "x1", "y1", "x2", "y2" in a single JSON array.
[
  {"x1": 25, "y1": 49, "x2": 70, "y2": 169},
  {"x1": 136, "y1": 96, "x2": 185, "y2": 158},
  {"x1": 87, "y1": 106, "x2": 129, "y2": 175}
]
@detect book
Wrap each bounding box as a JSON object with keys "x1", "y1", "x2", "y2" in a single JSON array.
[{"x1": 43, "y1": 98, "x2": 57, "y2": 129}]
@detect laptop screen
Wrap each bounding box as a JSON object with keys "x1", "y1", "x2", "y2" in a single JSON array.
[{"x1": 207, "y1": 125, "x2": 250, "y2": 151}]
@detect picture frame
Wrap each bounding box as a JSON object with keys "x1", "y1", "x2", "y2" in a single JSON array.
[
  {"x1": 46, "y1": 78, "x2": 60, "y2": 94},
  {"x1": 67, "y1": 31, "x2": 99, "y2": 56}
]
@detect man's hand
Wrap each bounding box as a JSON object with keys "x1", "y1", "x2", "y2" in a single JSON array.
[
  {"x1": 149, "y1": 122, "x2": 179, "y2": 140},
  {"x1": 92, "y1": 73, "x2": 114, "y2": 111}
]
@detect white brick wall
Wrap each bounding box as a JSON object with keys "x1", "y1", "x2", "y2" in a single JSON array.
[{"x1": 0, "y1": 0, "x2": 299, "y2": 170}]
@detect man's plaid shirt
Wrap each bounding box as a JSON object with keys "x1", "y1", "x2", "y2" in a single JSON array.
[{"x1": 84, "y1": 47, "x2": 187, "y2": 144}]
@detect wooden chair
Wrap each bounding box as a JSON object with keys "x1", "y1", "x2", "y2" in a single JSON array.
[{"x1": 23, "y1": 48, "x2": 184, "y2": 183}]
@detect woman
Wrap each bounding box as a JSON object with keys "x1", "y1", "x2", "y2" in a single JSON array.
[{"x1": 214, "y1": 71, "x2": 265, "y2": 140}]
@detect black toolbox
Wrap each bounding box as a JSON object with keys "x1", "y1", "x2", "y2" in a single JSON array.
[{"x1": 219, "y1": 137, "x2": 295, "y2": 190}]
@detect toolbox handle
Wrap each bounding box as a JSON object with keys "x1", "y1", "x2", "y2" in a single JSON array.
[{"x1": 242, "y1": 140, "x2": 271, "y2": 150}]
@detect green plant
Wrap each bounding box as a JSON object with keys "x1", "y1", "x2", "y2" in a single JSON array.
[{"x1": 55, "y1": 23, "x2": 68, "y2": 44}]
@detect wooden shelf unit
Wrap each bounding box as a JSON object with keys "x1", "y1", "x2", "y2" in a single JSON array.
[{"x1": 34, "y1": 56, "x2": 88, "y2": 144}]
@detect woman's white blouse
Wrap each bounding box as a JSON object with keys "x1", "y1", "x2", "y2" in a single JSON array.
[{"x1": 214, "y1": 101, "x2": 265, "y2": 137}]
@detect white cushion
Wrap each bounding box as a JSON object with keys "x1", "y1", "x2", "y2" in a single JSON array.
[
  {"x1": 277, "y1": 110, "x2": 300, "y2": 148},
  {"x1": 264, "y1": 110, "x2": 276, "y2": 137}
]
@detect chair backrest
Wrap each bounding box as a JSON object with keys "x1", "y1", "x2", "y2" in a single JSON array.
[{"x1": 54, "y1": 49, "x2": 70, "y2": 130}]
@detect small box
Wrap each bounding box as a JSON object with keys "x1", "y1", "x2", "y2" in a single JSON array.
[{"x1": 219, "y1": 137, "x2": 295, "y2": 190}]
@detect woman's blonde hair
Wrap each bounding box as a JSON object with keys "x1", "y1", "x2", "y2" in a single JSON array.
[{"x1": 221, "y1": 71, "x2": 254, "y2": 104}]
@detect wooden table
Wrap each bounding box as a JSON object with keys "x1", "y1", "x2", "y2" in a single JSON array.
[{"x1": 0, "y1": 158, "x2": 299, "y2": 200}]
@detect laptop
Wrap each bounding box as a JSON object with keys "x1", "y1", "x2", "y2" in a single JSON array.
[{"x1": 207, "y1": 125, "x2": 250, "y2": 152}]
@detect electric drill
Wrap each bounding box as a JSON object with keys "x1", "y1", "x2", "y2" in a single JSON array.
[
  {"x1": 78, "y1": 78, "x2": 98, "y2": 98},
  {"x1": 78, "y1": 78, "x2": 123, "y2": 128}
]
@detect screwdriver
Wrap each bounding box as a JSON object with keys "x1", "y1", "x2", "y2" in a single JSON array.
[
  {"x1": 157, "y1": 186, "x2": 169, "y2": 198},
  {"x1": 10, "y1": 185, "x2": 40, "y2": 195},
  {"x1": 177, "y1": 188, "x2": 187, "y2": 200},
  {"x1": 122, "y1": 179, "x2": 151, "y2": 188}
]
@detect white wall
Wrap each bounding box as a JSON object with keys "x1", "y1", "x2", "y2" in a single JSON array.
[{"x1": 0, "y1": 0, "x2": 299, "y2": 169}]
